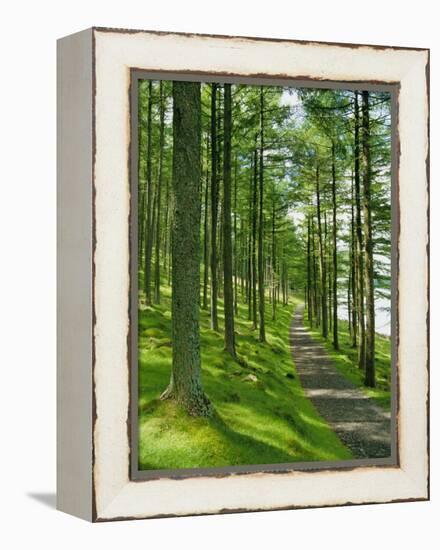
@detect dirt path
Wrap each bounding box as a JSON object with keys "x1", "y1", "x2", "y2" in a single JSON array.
[{"x1": 289, "y1": 304, "x2": 391, "y2": 459}]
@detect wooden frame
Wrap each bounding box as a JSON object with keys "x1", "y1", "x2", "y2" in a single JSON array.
[{"x1": 57, "y1": 27, "x2": 429, "y2": 522}]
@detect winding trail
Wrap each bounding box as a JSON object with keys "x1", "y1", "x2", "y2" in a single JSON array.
[{"x1": 289, "y1": 304, "x2": 391, "y2": 459}]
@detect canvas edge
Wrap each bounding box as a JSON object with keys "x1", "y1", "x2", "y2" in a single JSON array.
[{"x1": 56, "y1": 27, "x2": 94, "y2": 522}]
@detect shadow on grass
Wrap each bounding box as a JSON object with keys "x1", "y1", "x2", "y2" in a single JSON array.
[{"x1": 137, "y1": 283, "x2": 352, "y2": 470}]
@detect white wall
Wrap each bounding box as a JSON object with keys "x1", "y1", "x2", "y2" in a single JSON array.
[{"x1": 0, "y1": 1, "x2": 437, "y2": 548}]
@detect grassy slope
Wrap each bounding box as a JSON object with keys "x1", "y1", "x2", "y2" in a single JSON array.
[
  {"x1": 306, "y1": 317, "x2": 391, "y2": 409},
  {"x1": 138, "y1": 281, "x2": 352, "y2": 471}
]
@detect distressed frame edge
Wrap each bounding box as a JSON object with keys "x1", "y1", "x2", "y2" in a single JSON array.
[{"x1": 93, "y1": 29, "x2": 429, "y2": 521}]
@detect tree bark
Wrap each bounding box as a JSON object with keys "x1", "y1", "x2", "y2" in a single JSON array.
[
  {"x1": 315, "y1": 163, "x2": 328, "y2": 338},
  {"x1": 362, "y1": 90, "x2": 376, "y2": 387},
  {"x1": 252, "y1": 146, "x2": 258, "y2": 330},
  {"x1": 210, "y1": 83, "x2": 219, "y2": 330},
  {"x1": 160, "y1": 80, "x2": 212, "y2": 417},
  {"x1": 154, "y1": 81, "x2": 164, "y2": 304},
  {"x1": 350, "y1": 172, "x2": 358, "y2": 348},
  {"x1": 331, "y1": 142, "x2": 339, "y2": 350},
  {"x1": 202, "y1": 132, "x2": 210, "y2": 310},
  {"x1": 258, "y1": 87, "x2": 266, "y2": 343},
  {"x1": 233, "y1": 153, "x2": 238, "y2": 315},
  {"x1": 307, "y1": 215, "x2": 312, "y2": 324},
  {"x1": 271, "y1": 194, "x2": 276, "y2": 321},
  {"x1": 144, "y1": 80, "x2": 154, "y2": 304},
  {"x1": 222, "y1": 84, "x2": 236, "y2": 356},
  {"x1": 354, "y1": 91, "x2": 366, "y2": 369}
]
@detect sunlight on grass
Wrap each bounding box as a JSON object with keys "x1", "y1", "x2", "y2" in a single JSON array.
[{"x1": 138, "y1": 280, "x2": 352, "y2": 470}]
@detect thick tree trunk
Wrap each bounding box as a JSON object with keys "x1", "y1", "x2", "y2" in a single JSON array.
[
  {"x1": 161, "y1": 81, "x2": 212, "y2": 417},
  {"x1": 331, "y1": 142, "x2": 339, "y2": 350},
  {"x1": 258, "y1": 87, "x2": 266, "y2": 343},
  {"x1": 222, "y1": 84, "x2": 236, "y2": 356},
  {"x1": 315, "y1": 164, "x2": 328, "y2": 338},
  {"x1": 210, "y1": 83, "x2": 219, "y2": 331},
  {"x1": 362, "y1": 91, "x2": 376, "y2": 387},
  {"x1": 354, "y1": 91, "x2": 366, "y2": 369}
]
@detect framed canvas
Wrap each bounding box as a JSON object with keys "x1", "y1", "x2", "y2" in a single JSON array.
[{"x1": 57, "y1": 27, "x2": 429, "y2": 522}]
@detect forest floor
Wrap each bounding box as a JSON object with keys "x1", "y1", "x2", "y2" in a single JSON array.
[
  {"x1": 138, "y1": 281, "x2": 352, "y2": 471},
  {"x1": 291, "y1": 305, "x2": 391, "y2": 458}
]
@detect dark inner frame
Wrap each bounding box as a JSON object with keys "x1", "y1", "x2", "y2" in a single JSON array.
[{"x1": 129, "y1": 69, "x2": 399, "y2": 482}]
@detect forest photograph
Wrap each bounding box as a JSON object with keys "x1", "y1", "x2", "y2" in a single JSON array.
[{"x1": 136, "y1": 78, "x2": 393, "y2": 471}]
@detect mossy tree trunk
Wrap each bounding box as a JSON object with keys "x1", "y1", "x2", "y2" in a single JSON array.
[{"x1": 160, "y1": 81, "x2": 212, "y2": 417}]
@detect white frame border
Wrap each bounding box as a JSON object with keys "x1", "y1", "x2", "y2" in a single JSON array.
[{"x1": 92, "y1": 29, "x2": 429, "y2": 521}]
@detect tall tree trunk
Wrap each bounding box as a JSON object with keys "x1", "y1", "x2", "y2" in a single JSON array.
[
  {"x1": 325, "y1": 212, "x2": 331, "y2": 333},
  {"x1": 258, "y1": 87, "x2": 266, "y2": 343},
  {"x1": 210, "y1": 83, "x2": 219, "y2": 330},
  {"x1": 307, "y1": 215, "x2": 312, "y2": 325},
  {"x1": 350, "y1": 172, "x2": 358, "y2": 348},
  {"x1": 233, "y1": 152, "x2": 238, "y2": 315},
  {"x1": 348, "y1": 266, "x2": 352, "y2": 336},
  {"x1": 362, "y1": 91, "x2": 376, "y2": 387},
  {"x1": 154, "y1": 81, "x2": 164, "y2": 304},
  {"x1": 202, "y1": 132, "x2": 210, "y2": 310},
  {"x1": 252, "y1": 146, "x2": 258, "y2": 329},
  {"x1": 222, "y1": 84, "x2": 236, "y2": 356},
  {"x1": 354, "y1": 91, "x2": 366, "y2": 369},
  {"x1": 315, "y1": 164, "x2": 328, "y2": 338},
  {"x1": 144, "y1": 80, "x2": 154, "y2": 304},
  {"x1": 161, "y1": 81, "x2": 212, "y2": 416},
  {"x1": 311, "y1": 218, "x2": 319, "y2": 325},
  {"x1": 331, "y1": 141, "x2": 339, "y2": 350},
  {"x1": 271, "y1": 193, "x2": 276, "y2": 321},
  {"x1": 247, "y1": 155, "x2": 253, "y2": 320},
  {"x1": 138, "y1": 82, "x2": 147, "y2": 263},
  {"x1": 162, "y1": 176, "x2": 170, "y2": 272}
]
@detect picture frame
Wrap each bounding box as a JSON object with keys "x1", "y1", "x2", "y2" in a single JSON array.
[{"x1": 57, "y1": 27, "x2": 429, "y2": 522}]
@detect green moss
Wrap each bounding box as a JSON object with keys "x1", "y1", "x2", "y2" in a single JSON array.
[{"x1": 138, "y1": 285, "x2": 352, "y2": 471}]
